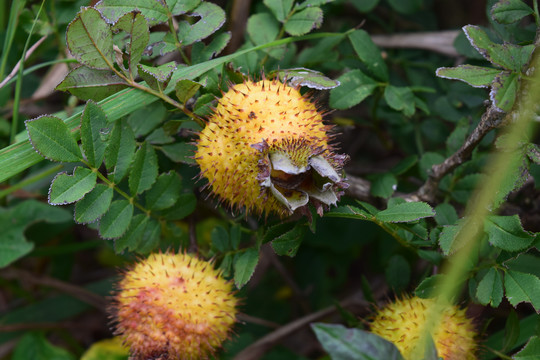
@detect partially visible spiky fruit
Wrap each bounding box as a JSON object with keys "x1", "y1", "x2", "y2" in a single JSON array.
[
  {"x1": 369, "y1": 296, "x2": 477, "y2": 360},
  {"x1": 195, "y1": 78, "x2": 348, "y2": 217},
  {"x1": 111, "y1": 252, "x2": 237, "y2": 360}
]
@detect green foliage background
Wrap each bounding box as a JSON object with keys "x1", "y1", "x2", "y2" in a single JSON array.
[{"x1": 0, "y1": 0, "x2": 539, "y2": 359}]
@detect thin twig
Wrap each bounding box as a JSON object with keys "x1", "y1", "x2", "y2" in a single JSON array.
[
  {"x1": 262, "y1": 245, "x2": 311, "y2": 314},
  {"x1": 233, "y1": 284, "x2": 386, "y2": 360},
  {"x1": 237, "y1": 312, "x2": 280, "y2": 329},
  {"x1": 1, "y1": 268, "x2": 107, "y2": 311},
  {"x1": 343, "y1": 173, "x2": 372, "y2": 202}
]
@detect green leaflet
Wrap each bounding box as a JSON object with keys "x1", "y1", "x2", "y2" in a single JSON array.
[
  {"x1": 234, "y1": 247, "x2": 259, "y2": 289},
  {"x1": 49, "y1": 167, "x2": 97, "y2": 205},
  {"x1": 75, "y1": 184, "x2": 114, "y2": 224},
  {"x1": 329, "y1": 69, "x2": 378, "y2": 109},
  {"x1": 129, "y1": 141, "x2": 158, "y2": 195},
  {"x1": 0, "y1": 200, "x2": 71, "y2": 268},
  {"x1": 312, "y1": 323, "x2": 405, "y2": 360},
  {"x1": 284, "y1": 7, "x2": 323, "y2": 36},
  {"x1": 99, "y1": 200, "x2": 134, "y2": 239},
  {"x1": 80, "y1": 101, "x2": 109, "y2": 168},
  {"x1": 26, "y1": 116, "x2": 82, "y2": 162},
  {"x1": 66, "y1": 8, "x2": 113, "y2": 70}
]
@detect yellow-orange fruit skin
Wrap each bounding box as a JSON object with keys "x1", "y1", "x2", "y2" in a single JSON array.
[
  {"x1": 111, "y1": 253, "x2": 237, "y2": 360},
  {"x1": 370, "y1": 296, "x2": 477, "y2": 360},
  {"x1": 195, "y1": 79, "x2": 335, "y2": 216}
]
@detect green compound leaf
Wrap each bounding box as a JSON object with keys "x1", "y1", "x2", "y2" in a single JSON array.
[
  {"x1": 271, "y1": 224, "x2": 305, "y2": 257},
  {"x1": 112, "y1": 11, "x2": 149, "y2": 76},
  {"x1": 501, "y1": 309, "x2": 520, "y2": 353},
  {"x1": 160, "y1": 192, "x2": 197, "y2": 221},
  {"x1": 504, "y1": 270, "x2": 540, "y2": 312},
  {"x1": 0, "y1": 200, "x2": 71, "y2": 268},
  {"x1": 370, "y1": 172, "x2": 397, "y2": 199},
  {"x1": 348, "y1": 29, "x2": 388, "y2": 81},
  {"x1": 349, "y1": 0, "x2": 379, "y2": 12},
  {"x1": 26, "y1": 116, "x2": 82, "y2": 162},
  {"x1": 436, "y1": 65, "x2": 500, "y2": 88},
  {"x1": 115, "y1": 214, "x2": 149, "y2": 253},
  {"x1": 284, "y1": 6, "x2": 323, "y2": 36},
  {"x1": 513, "y1": 336, "x2": 540, "y2": 359},
  {"x1": 247, "y1": 12, "x2": 279, "y2": 44},
  {"x1": 384, "y1": 85, "x2": 415, "y2": 117},
  {"x1": 177, "y1": 2, "x2": 226, "y2": 46},
  {"x1": 12, "y1": 332, "x2": 75, "y2": 360},
  {"x1": 79, "y1": 337, "x2": 129, "y2": 360},
  {"x1": 329, "y1": 69, "x2": 378, "y2": 109},
  {"x1": 96, "y1": 0, "x2": 200, "y2": 26},
  {"x1": 49, "y1": 167, "x2": 97, "y2": 205},
  {"x1": 127, "y1": 102, "x2": 167, "y2": 138},
  {"x1": 272, "y1": 67, "x2": 340, "y2": 90},
  {"x1": 75, "y1": 184, "x2": 114, "y2": 224},
  {"x1": 105, "y1": 122, "x2": 136, "y2": 183},
  {"x1": 211, "y1": 225, "x2": 230, "y2": 252},
  {"x1": 490, "y1": 71, "x2": 519, "y2": 112},
  {"x1": 99, "y1": 199, "x2": 134, "y2": 239},
  {"x1": 484, "y1": 215, "x2": 534, "y2": 252},
  {"x1": 491, "y1": 0, "x2": 534, "y2": 24},
  {"x1": 66, "y1": 7, "x2": 114, "y2": 70},
  {"x1": 56, "y1": 66, "x2": 129, "y2": 101},
  {"x1": 175, "y1": 79, "x2": 201, "y2": 104},
  {"x1": 311, "y1": 323, "x2": 404, "y2": 360},
  {"x1": 191, "y1": 32, "x2": 231, "y2": 63},
  {"x1": 145, "y1": 172, "x2": 182, "y2": 211},
  {"x1": 129, "y1": 141, "x2": 158, "y2": 195},
  {"x1": 81, "y1": 101, "x2": 109, "y2": 168},
  {"x1": 439, "y1": 220, "x2": 465, "y2": 255},
  {"x1": 375, "y1": 201, "x2": 435, "y2": 223},
  {"x1": 234, "y1": 247, "x2": 259, "y2": 289},
  {"x1": 136, "y1": 218, "x2": 161, "y2": 253},
  {"x1": 138, "y1": 61, "x2": 177, "y2": 92},
  {"x1": 463, "y1": 25, "x2": 534, "y2": 72},
  {"x1": 264, "y1": 0, "x2": 294, "y2": 22},
  {"x1": 490, "y1": 43, "x2": 535, "y2": 72},
  {"x1": 476, "y1": 267, "x2": 504, "y2": 307},
  {"x1": 434, "y1": 203, "x2": 458, "y2": 226}
]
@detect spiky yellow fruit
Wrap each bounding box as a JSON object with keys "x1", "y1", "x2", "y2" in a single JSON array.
[
  {"x1": 195, "y1": 78, "x2": 348, "y2": 217},
  {"x1": 369, "y1": 296, "x2": 477, "y2": 360},
  {"x1": 111, "y1": 252, "x2": 237, "y2": 360}
]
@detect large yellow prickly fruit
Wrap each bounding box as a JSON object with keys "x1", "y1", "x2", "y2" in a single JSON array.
[
  {"x1": 110, "y1": 252, "x2": 237, "y2": 360},
  {"x1": 195, "y1": 78, "x2": 348, "y2": 217},
  {"x1": 369, "y1": 296, "x2": 477, "y2": 360}
]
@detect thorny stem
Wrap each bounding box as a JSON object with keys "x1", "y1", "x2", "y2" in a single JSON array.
[{"x1": 413, "y1": 105, "x2": 505, "y2": 203}]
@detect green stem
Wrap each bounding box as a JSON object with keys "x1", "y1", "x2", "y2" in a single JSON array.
[
  {"x1": 0, "y1": 164, "x2": 63, "y2": 200},
  {"x1": 129, "y1": 81, "x2": 205, "y2": 127},
  {"x1": 167, "y1": 13, "x2": 190, "y2": 65},
  {"x1": 91, "y1": 167, "x2": 149, "y2": 215},
  {"x1": 10, "y1": 0, "x2": 46, "y2": 145}
]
